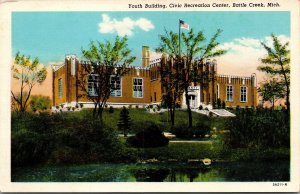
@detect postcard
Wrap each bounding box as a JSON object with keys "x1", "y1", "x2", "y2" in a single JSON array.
[{"x1": 0, "y1": 0, "x2": 299, "y2": 192}]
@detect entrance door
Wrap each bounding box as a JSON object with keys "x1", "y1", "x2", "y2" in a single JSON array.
[{"x1": 188, "y1": 95, "x2": 196, "y2": 108}]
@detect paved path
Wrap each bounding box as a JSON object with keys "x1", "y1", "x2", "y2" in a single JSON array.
[{"x1": 169, "y1": 140, "x2": 214, "y2": 144}]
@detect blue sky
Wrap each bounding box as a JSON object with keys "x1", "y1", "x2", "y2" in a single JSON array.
[{"x1": 12, "y1": 11, "x2": 290, "y2": 66}]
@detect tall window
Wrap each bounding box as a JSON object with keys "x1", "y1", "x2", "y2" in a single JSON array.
[
  {"x1": 240, "y1": 86, "x2": 247, "y2": 102},
  {"x1": 58, "y1": 78, "x2": 63, "y2": 98},
  {"x1": 216, "y1": 84, "x2": 220, "y2": 99},
  {"x1": 133, "y1": 78, "x2": 143, "y2": 98},
  {"x1": 226, "y1": 85, "x2": 233, "y2": 102},
  {"x1": 88, "y1": 74, "x2": 99, "y2": 96},
  {"x1": 110, "y1": 75, "x2": 121, "y2": 97}
]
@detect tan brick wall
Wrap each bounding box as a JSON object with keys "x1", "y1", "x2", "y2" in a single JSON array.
[
  {"x1": 63, "y1": 63, "x2": 152, "y2": 104},
  {"x1": 217, "y1": 76, "x2": 257, "y2": 108},
  {"x1": 53, "y1": 66, "x2": 67, "y2": 106},
  {"x1": 53, "y1": 60, "x2": 257, "y2": 108}
]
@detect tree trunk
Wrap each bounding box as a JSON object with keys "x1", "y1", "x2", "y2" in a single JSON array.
[
  {"x1": 93, "y1": 103, "x2": 98, "y2": 118},
  {"x1": 286, "y1": 85, "x2": 290, "y2": 113},
  {"x1": 185, "y1": 86, "x2": 193, "y2": 128},
  {"x1": 98, "y1": 105, "x2": 104, "y2": 124}
]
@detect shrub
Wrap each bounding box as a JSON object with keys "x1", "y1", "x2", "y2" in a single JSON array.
[
  {"x1": 11, "y1": 112, "x2": 132, "y2": 166},
  {"x1": 194, "y1": 122, "x2": 211, "y2": 138},
  {"x1": 127, "y1": 122, "x2": 169, "y2": 148},
  {"x1": 118, "y1": 106, "x2": 131, "y2": 137},
  {"x1": 199, "y1": 105, "x2": 203, "y2": 110},
  {"x1": 29, "y1": 95, "x2": 52, "y2": 112},
  {"x1": 226, "y1": 108, "x2": 290, "y2": 148},
  {"x1": 135, "y1": 105, "x2": 139, "y2": 109},
  {"x1": 157, "y1": 105, "x2": 161, "y2": 111},
  {"x1": 217, "y1": 98, "x2": 222, "y2": 109},
  {"x1": 79, "y1": 103, "x2": 84, "y2": 108},
  {"x1": 221, "y1": 101, "x2": 226, "y2": 109},
  {"x1": 171, "y1": 124, "x2": 194, "y2": 139},
  {"x1": 109, "y1": 106, "x2": 114, "y2": 113}
]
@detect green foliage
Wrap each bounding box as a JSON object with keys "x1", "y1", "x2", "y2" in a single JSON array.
[
  {"x1": 171, "y1": 122, "x2": 211, "y2": 139},
  {"x1": 79, "y1": 36, "x2": 136, "y2": 119},
  {"x1": 11, "y1": 112, "x2": 130, "y2": 167},
  {"x1": 118, "y1": 107, "x2": 131, "y2": 137},
  {"x1": 258, "y1": 78, "x2": 285, "y2": 109},
  {"x1": 226, "y1": 108, "x2": 290, "y2": 149},
  {"x1": 217, "y1": 98, "x2": 221, "y2": 109},
  {"x1": 221, "y1": 101, "x2": 226, "y2": 109},
  {"x1": 194, "y1": 122, "x2": 211, "y2": 138},
  {"x1": 127, "y1": 122, "x2": 169, "y2": 148},
  {"x1": 258, "y1": 34, "x2": 290, "y2": 111},
  {"x1": 156, "y1": 28, "x2": 226, "y2": 127},
  {"x1": 12, "y1": 52, "x2": 47, "y2": 112},
  {"x1": 30, "y1": 95, "x2": 51, "y2": 112},
  {"x1": 108, "y1": 106, "x2": 114, "y2": 113}
]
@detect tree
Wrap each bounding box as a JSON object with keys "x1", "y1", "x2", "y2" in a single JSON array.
[
  {"x1": 258, "y1": 34, "x2": 290, "y2": 112},
  {"x1": 78, "y1": 36, "x2": 136, "y2": 122},
  {"x1": 156, "y1": 29, "x2": 225, "y2": 128},
  {"x1": 258, "y1": 78, "x2": 285, "y2": 110},
  {"x1": 30, "y1": 95, "x2": 52, "y2": 112},
  {"x1": 156, "y1": 31, "x2": 182, "y2": 127},
  {"x1": 181, "y1": 29, "x2": 226, "y2": 127},
  {"x1": 118, "y1": 106, "x2": 131, "y2": 137},
  {"x1": 11, "y1": 52, "x2": 47, "y2": 112}
]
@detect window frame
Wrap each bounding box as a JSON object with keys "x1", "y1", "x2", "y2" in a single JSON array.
[
  {"x1": 133, "y1": 77, "x2": 143, "y2": 98},
  {"x1": 226, "y1": 85, "x2": 233, "y2": 102},
  {"x1": 240, "y1": 86, "x2": 248, "y2": 102},
  {"x1": 87, "y1": 73, "x2": 99, "y2": 97},
  {"x1": 58, "y1": 78, "x2": 63, "y2": 98},
  {"x1": 110, "y1": 75, "x2": 122, "y2": 97}
]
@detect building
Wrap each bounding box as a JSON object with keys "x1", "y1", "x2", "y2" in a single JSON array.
[{"x1": 52, "y1": 46, "x2": 257, "y2": 109}]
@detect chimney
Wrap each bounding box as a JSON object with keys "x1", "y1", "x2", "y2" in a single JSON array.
[{"x1": 142, "y1": 46, "x2": 150, "y2": 67}]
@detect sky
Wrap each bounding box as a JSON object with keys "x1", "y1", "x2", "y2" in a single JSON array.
[{"x1": 12, "y1": 11, "x2": 290, "y2": 94}]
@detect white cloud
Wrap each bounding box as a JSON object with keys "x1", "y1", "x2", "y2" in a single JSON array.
[
  {"x1": 98, "y1": 14, "x2": 154, "y2": 37},
  {"x1": 216, "y1": 35, "x2": 290, "y2": 83}
]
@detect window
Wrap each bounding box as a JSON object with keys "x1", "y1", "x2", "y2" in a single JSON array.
[
  {"x1": 58, "y1": 78, "x2": 63, "y2": 98},
  {"x1": 110, "y1": 75, "x2": 121, "y2": 97},
  {"x1": 216, "y1": 84, "x2": 220, "y2": 99},
  {"x1": 154, "y1": 92, "x2": 157, "y2": 102},
  {"x1": 240, "y1": 86, "x2": 247, "y2": 102},
  {"x1": 133, "y1": 78, "x2": 143, "y2": 97},
  {"x1": 88, "y1": 74, "x2": 99, "y2": 96},
  {"x1": 226, "y1": 85, "x2": 233, "y2": 102}
]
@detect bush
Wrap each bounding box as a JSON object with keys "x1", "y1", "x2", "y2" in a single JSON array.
[
  {"x1": 226, "y1": 108, "x2": 290, "y2": 148},
  {"x1": 171, "y1": 122, "x2": 211, "y2": 139},
  {"x1": 171, "y1": 124, "x2": 194, "y2": 139},
  {"x1": 199, "y1": 105, "x2": 203, "y2": 110},
  {"x1": 30, "y1": 95, "x2": 51, "y2": 112},
  {"x1": 194, "y1": 122, "x2": 211, "y2": 138},
  {"x1": 127, "y1": 122, "x2": 169, "y2": 148},
  {"x1": 217, "y1": 98, "x2": 221, "y2": 109},
  {"x1": 118, "y1": 106, "x2": 131, "y2": 137},
  {"x1": 109, "y1": 106, "x2": 114, "y2": 113},
  {"x1": 221, "y1": 101, "x2": 226, "y2": 109},
  {"x1": 11, "y1": 112, "x2": 131, "y2": 166}
]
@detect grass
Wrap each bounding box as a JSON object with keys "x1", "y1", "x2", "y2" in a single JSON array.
[{"x1": 63, "y1": 108, "x2": 229, "y2": 133}]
